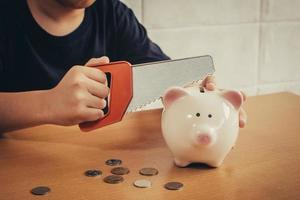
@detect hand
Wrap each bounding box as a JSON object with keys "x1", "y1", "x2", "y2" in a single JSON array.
[
  {"x1": 201, "y1": 75, "x2": 247, "y2": 128},
  {"x1": 45, "y1": 56, "x2": 110, "y2": 126}
]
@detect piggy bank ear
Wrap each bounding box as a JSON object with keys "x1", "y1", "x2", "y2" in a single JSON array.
[
  {"x1": 221, "y1": 90, "x2": 243, "y2": 110},
  {"x1": 162, "y1": 87, "x2": 189, "y2": 109}
]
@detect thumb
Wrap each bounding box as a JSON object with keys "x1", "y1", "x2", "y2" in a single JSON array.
[{"x1": 85, "y1": 56, "x2": 110, "y2": 67}]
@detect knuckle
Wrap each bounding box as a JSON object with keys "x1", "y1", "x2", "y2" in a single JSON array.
[
  {"x1": 72, "y1": 92, "x2": 86, "y2": 107},
  {"x1": 72, "y1": 65, "x2": 82, "y2": 72},
  {"x1": 72, "y1": 76, "x2": 86, "y2": 89}
]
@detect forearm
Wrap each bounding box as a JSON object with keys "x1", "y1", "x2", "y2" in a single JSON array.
[{"x1": 0, "y1": 90, "x2": 50, "y2": 133}]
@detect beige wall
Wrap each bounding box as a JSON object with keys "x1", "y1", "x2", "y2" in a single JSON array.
[{"x1": 122, "y1": 0, "x2": 300, "y2": 96}]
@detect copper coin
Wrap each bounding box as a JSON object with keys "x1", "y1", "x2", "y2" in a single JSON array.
[
  {"x1": 84, "y1": 169, "x2": 102, "y2": 177},
  {"x1": 133, "y1": 179, "x2": 152, "y2": 188},
  {"x1": 111, "y1": 167, "x2": 130, "y2": 175},
  {"x1": 103, "y1": 175, "x2": 124, "y2": 184},
  {"x1": 31, "y1": 186, "x2": 51, "y2": 195},
  {"x1": 139, "y1": 168, "x2": 159, "y2": 176},
  {"x1": 105, "y1": 159, "x2": 122, "y2": 166},
  {"x1": 164, "y1": 182, "x2": 184, "y2": 190}
]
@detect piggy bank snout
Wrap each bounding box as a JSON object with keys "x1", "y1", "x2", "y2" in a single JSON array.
[
  {"x1": 197, "y1": 133, "x2": 212, "y2": 145},
  {"x1": 194, "y1": 128, "x2": 216, "y2": 146}
]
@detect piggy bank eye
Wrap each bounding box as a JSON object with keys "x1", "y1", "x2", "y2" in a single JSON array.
[
  {"x1": 208, "y1": 114, "x2": 212, "y2": 118},
  {"x1": 196, "y1": 113, "x2": 200, "y2": 117}
]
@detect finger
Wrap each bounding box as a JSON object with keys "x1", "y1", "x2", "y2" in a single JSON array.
[
  {"x1": 81, "y1": 108, "x2": 105, "y2": 122},
  {"x1": 85, "y1": 56, "x2": 110, "y2": 67},
  {"x1": 86, "y1": 78, "x2": 109, "y2": 98},
  {"x1": 201, "y1": 75, "x2": 215, "y2": 86},
  {"x1": 82, "y1": 67, "x2": 107, "y2": 83},
  {"x1": 201, "y1": 75, "x2": 216, "y2": 91},
  {"x1": 240, "y1": 91, "x2": 247, "y2": 102},
  {"x1": 86, "y1": 95, "x2": 107, "y2": 109},
  {"x1": 239, "y1": 108, "x2": 247, "y2": 128},
  {"x1": 206, "y1": 82, "x2": 216, "y2": 91}
]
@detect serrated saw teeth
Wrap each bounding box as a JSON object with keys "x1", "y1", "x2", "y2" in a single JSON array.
[{"x1": 127, "y1": 98, "x2": 161, "y2": 112}]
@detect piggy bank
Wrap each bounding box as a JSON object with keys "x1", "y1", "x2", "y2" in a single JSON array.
[{"x1": 161, "y1": 86, "x2": 243, "y2": 167}]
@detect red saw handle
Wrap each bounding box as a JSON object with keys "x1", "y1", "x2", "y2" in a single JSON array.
[{"x1": 79, "y1": 61, "x2": 133, "y2": 132}]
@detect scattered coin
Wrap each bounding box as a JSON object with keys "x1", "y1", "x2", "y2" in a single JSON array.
[
  {"x1": 84, "y1": 169, "x2": 102, "y2": 177},
  {"x1": 111, "y1": 167, "x2": 130, "y2": 175},
  {"x1": 164, "y1": 182, "x2": 184, "y2": 190},
  {"x1": 103, "y1": 175, "x2": 124, "y2": 184},
  {"x1": 133, "y1": 179, "x2": 152, "y2": 188},
  {"x1": 139, "y1": 168, "x2": 159, "y2": 176},
  {"x1": 31, "y1": 186, "x2": 51, "y2": 195},
  {"x1": 105, "y1": 159, "x2": 122, "y2": 166}
]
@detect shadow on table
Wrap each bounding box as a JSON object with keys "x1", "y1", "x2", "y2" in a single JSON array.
[{"x1": 185, "y1": 162, "x2": 215, "y2": 170}]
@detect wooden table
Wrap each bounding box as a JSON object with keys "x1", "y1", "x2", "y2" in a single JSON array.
[{"x1": 0, "y1": 93, "x2": 299, "y2": 200}]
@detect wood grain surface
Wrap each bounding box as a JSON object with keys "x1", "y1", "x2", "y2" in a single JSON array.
[{"x1": 0, "y1": 92, "x2": 299, "y2": 200}]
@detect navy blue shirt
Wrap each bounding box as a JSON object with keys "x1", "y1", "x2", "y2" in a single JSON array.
[{"x1": 0, "y1": 0, "x2": 169, "y2": 92}]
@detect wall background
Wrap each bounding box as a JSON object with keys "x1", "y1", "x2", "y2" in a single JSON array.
[{"x1": 122, "y1": 0, "x2": 300, "y2": 97}]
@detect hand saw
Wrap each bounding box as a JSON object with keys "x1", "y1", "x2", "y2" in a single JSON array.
[{"x1": 79, "y1": 55, "x2": 215, "y2": 132}]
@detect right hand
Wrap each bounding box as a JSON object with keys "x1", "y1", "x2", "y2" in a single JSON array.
[
  {"x1": 201, "y1": 75, "x2": 247, "y2": 128},
  {"x1": 45, "y1": 57, "x2": 110, "y2": 126}
]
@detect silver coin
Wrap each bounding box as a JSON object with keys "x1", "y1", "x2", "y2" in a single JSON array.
[{"x1": 133, "y1": 179, "x2": 152, "y2": 188}]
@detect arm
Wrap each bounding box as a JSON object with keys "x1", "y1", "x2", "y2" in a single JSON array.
[
  {"x1": 0, "y1": 57, "x2": 110, "y2": 133},
  {"x1": 0, "y1": 90, "x2": 50, "y2": 132}
]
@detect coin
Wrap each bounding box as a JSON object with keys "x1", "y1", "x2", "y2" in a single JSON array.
[
  {"x1": 164, "y1": 182, "x2": 184, "y2": 190},
  {"x1": 103, "y1": 175, "x2": 124, "y2": 184},
  {"x1": 111, "y1": 167, "x2": 130, "y2": 175},
  {"x1": 105, "y1": 159, "x2": 122, "y2": 166},
  {"x1": 31, "y1": 186, "x2": 51, "y2": 195},
  {"x1": 139, "y1": 168, "x2": 159, "y2": 176},
  {"x1": 84, "y1": 169, "x2": 102, "y2": 177},
  {"x1": 133, "y1": 179, "x2": 152, "y2": 188}
]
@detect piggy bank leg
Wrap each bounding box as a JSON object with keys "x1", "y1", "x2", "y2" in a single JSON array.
[
  {"x1": 174, "y1": 158, "x2": 190, "y2": 167},
  {"x1": 207, "y1": 160, "x2": 224, "y2": 168}
]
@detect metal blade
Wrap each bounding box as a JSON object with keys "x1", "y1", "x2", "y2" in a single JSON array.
[{"x1": 126, "y1": 55, "x2": 215, "y2": 112}]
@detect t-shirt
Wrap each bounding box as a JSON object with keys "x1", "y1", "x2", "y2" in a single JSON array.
[{"x1": 0, "y1": 0, "x2": 169, "y2": 92}]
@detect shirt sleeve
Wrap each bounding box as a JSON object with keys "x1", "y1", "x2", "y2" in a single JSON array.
[{"x1": 112, "y1": 0, "x2": 170, "y2": 64}]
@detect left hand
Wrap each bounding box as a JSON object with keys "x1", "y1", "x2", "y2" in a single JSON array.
[{"x1": 201, "y1": 75, "x2": 247, "y2": 128}]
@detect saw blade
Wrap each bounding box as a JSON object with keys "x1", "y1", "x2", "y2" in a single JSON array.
[{"x1": 126, "y1": 55, "x2": 215, "y2": 112}]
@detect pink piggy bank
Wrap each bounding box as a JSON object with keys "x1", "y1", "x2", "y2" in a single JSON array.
[{"x1": 161, "y1": 86, "x2": 243, "y2": 167}]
